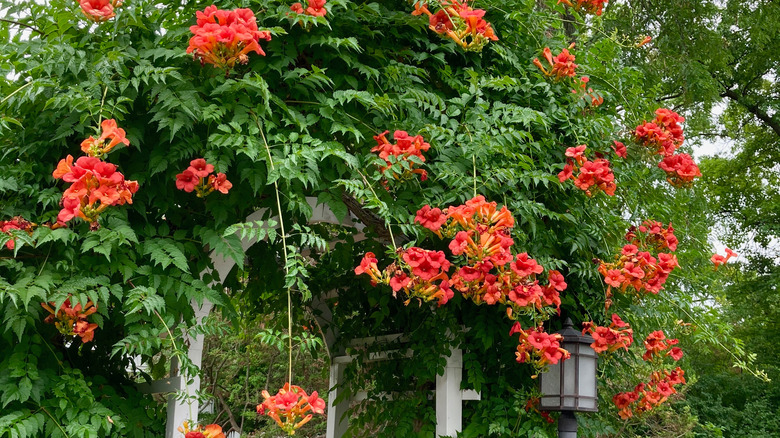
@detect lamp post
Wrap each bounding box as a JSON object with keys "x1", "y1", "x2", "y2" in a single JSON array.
[{"x1": 538, "y1": 318, "x2": 598, "y2": 438}]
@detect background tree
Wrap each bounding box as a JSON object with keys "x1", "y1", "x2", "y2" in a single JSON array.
[{"x1": 605, "y1": 1, "x2": 779, "y2": 436}]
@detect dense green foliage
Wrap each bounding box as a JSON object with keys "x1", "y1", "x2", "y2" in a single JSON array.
[
  {"x1": 605, "y1": 1, "x2": 779, "y2": 436},
  {"x1": 0, "y1": 0, "x2": 765, "y2": 436}
]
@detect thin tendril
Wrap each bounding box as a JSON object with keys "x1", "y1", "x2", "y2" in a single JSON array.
[
  {"x1": 255, "y1": 115, "x2": 294, "y2": 385},
  {"x1": 357, "y1": 169, "x2": 398, "y2": 252}
]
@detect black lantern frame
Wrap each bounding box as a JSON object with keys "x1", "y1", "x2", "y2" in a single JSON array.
[{"x1": 539, "y1": 318, "x2": 598, "y2": 412}]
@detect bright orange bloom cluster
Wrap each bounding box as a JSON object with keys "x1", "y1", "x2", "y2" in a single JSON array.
[
  {"x1": 510, "y1": 322, "x2": 570, "y2": 368},
  {"x1": 534, "y1": 45, "x2": 577, "y2": 80},
  {"x1": 80, "y1": 119, "x2": 130, "y2": 159},
  {"x1": 41, "y1": 298, "x2": 98, "y2": 343},
  {"x1": 613, "y1": 367, "x2": 685, "y2": 419},
  {"x1": 625, "y1": 220, "x2": 679, "y2": 252},
  {"x1": 598, "y1": 221, "x2": 679, "y2": 308},
  {"x1": 79, "y1": 0, "x2": 122, "y2": 22},
  {"x1": 290, "y1": 0, "x2": 327, "y2": 17},
  {"x1": 634, "y1": 108, "x2": 685, "y2": 157},
  {"x1": 612, "y1": 140, "x2": 627, "y2": 158},
  {"x1": 572, "y1": 76, "x2": 603, "y2": 106},
  {"x1": 557, "y1": 145, "x2": 616, "y2": 196},
  {"x1": 53, "y1": 155, "x2": 139, "y2": 229},
  {"x1": 357, "y1": 196, "x2": 569, "y2": 372},
  {"x1": 372, "y1": 130, "x2": 430, "y2": 185},
  {"x1": 711, "y1": 247, "x2": 737, "y2": 269},
  {"x1": 557, "y1": 0, "x2": 608, "y2": 16},
  {"x1": 581, "y1": 313, "x2": 634, "y2": 353},
  {"x1": 177, "y1": 421, "x2": 226, "y2": 438},
  {"x1": 635, "y1": 109, "x2": 700, "y2": 187},
  {"x1": 175, "y1": 158, "x2": 232, "y2": 198},
  {"x1": 657, "y1": 153, "x2": 702, "y2": 188},
  {"x1": 186, "y1": 5, "x2": 272, "y2": 71},
  {"x1": 359, "y1": 196, "x2": 567, "y2": 315},
  {"x1": 356, "y1": 248, "x2": 453, "y2": 305},
  {"x1": 438, "y1": 196, "x2": 565, "y2": 314},
  {"x1": 256, "y1": 383, "x2": 326, "y2": 436},
  {"x1": 412, "y1": 0, "x2": 498, "y2": 51},
  {"x1": 642, "y1": 330, "x2": 682, "y2": 362},
  {"x1": 535, "y1": 45, "x2": 604, "y2": 106},
  {"x1": 1, "y1": 217, "x2": 34, "y2": 250}
]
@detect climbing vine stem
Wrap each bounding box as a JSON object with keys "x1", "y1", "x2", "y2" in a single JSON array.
[{"x1": 254, "y1": 114, "x2": 294, "y2": 385}]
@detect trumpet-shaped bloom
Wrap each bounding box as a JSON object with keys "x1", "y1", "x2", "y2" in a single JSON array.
[
  {"x1": 256, "y1": 383, "x2": 326, "y2": 435},
  {"x1": 79, "y1": 0, "x2": 122, "y2": 22},
  {"x1": 175, "y1": 159, "x2": 231, "y2": 197},
  {"x1": 53, "y1": 154, "x2": 139, "y2": 226},
  {"x1": 41, "y1": 298, "x2": 99, "y2": 343},
  {"x1": 187, "y1": 6, "x2": 272, "y2": 70}
]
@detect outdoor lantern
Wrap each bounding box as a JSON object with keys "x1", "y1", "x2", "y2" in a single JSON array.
[{"x1": 539, "y1": 317, "x2": 598, "y2": 438}]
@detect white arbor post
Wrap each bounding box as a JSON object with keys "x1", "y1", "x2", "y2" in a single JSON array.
[
  {"x1": 326, "y1": 357, "x2": 351, "y2": 438},
  {"x1": 435, "y1": 348, "x2": 463, "y2": 437},
  {"x1": 164, "y1": 301, "x2": 213, "y2": 438},
  {"x1": 141, "y1": 197, "x2": 363, "y2": 437},
  {"x1": 326, "y1": 343, "x2": 480, "y2": 438}
]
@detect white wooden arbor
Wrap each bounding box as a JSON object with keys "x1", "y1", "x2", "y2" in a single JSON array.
[{"x1": 140, "y1": 197, "x2": 480, "y2": 437}]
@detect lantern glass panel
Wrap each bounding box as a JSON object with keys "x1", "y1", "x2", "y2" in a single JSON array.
[
  {"x1": 579, "y1": 354, "x2": 597, "y2": 398},
  {"x1": 540, "y1": 363, "x2": 560, "y2": 396},
  {"x1": 563, "y1": 344, "x2": 576, "y2": 396}
]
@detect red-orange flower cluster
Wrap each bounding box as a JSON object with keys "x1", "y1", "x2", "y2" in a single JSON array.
[
  {"x1": 633, "y1": 109, "x2": 701, "y2": 188},
  {"x1": 535, "y1": 45, "x2": 604, "y2": 106},
  {"x1": 412, "y1": 0, "x2": 498, "y2": 51},
  {"x1": 367, "y1": 199, "x2": 565, "y2": 312},
  {"x1": 1, "y1": 217, "x2": 34, "y2": 250},
  {"x1": 534, "y1": 45, "x2": 577, "y2": 80},
  {"x1": 79, "y1": 0, "x2": 122, "y2": 22},
  {"x1": 642, "y1": 330, "x2": 682, "y2": 362},
  {"x1": 613, "y1": 367, "x2": 686, "y2": 419},
  {"x1": 290, "y1": 0, "x2": 327, "y2": 17},
  {"x1": 598, "y1": 221, "x2": 679, "y2": 308},
  {"x1": 372, "y1": 130, "x2": 430, "y2": 185},
  {"x1": 572, "y1": 76, "x2": 604, "y2": 106},
  {"x1": 177, "y1": 421, "x2": 226, "y2": 438},
  {"x1": 187, "y1": 5, "x2": 272, "y2": 71},
  {"x1": 557, "y1": 145, "x2": 616, "y2": 196},
  {"x1": 557, "y1": 0, "x2": 608, "y2": 16},
  {"x1": 612, "y1": 140, "x2": 627, "y2": 158},
  {"x1": 657, "y1": 153, "x2": 702, "y2": 188},
  {"x1": 625, "y1": 220, "x2": 679, "y2": 252},
  {"x1": 634, "y1": 108, "x2": 685, "y2": 157},
  {"x1": 357, "y1": 196, "x2": 569, "y2": 372},
  {"x1": 53, "y1": 155, "x2": 139, "y2": 228},
  {"x1": 581, "y1": 313, "x2": 634, "y2": 353},
  {"x1": 80, "y1": 119, "x2": 130, "y2": 158},
  {"x1": 41, "y1": 298, "x2": 98, "y2": 343},
  {"x1": 256, "y1": 383, "x2": 326, "y2": 435},
  {"x1": 711, "y1": 247, "x2": 737, "y2": 269},
  {"x1": 510, "y1": 322, "x2": 570, "y2": 368},
  {"x1": 430, "y1": 196, "x2": 565, "y2": 315},
  {"x1": 176, "y1": 158, "x2": 232, "y2": 197}
]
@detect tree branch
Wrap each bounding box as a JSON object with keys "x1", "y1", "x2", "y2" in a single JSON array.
[
  {"x1": 721, "y1": 88, "x2": 780, "y2": 138},
  {"x1": 0, "y1": 18, "x2": 43, "y2": 35},
  {"x1": 341, "y1": 192, "x2": 400, "y2": 245},
  {"x1": 656, "y1": 91, "x2": 685, "y2": 102}
]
